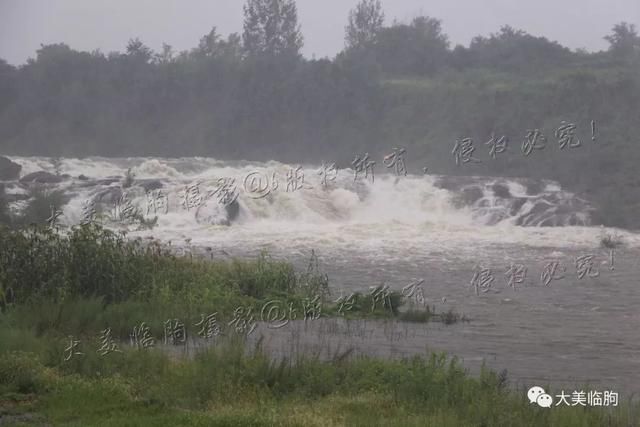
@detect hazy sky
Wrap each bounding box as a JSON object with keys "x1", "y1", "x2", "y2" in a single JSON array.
[{"x1": 1, "y1": 0, "x2": 639, "y2": 65}]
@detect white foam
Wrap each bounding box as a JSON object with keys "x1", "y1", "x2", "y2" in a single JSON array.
[{"x1": 7, "y1": 156, "x2": 639, "y2": 252}]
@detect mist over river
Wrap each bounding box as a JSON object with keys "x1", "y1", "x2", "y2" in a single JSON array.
[{"x1": 4, "y1": 156, "x2": 640, "y2": 395}]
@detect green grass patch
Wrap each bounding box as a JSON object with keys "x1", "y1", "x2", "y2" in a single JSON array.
[{"x1": 0, "y1": 343, "x2": 637, "y2": 426}]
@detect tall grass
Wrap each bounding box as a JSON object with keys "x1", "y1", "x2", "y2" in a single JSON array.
[
  {"x1": 0, "y1": 224, "x2": 637, "y2": 425},
  {"x1": 0, "y1": 184, "x2": 9, "y2": 225},
  {"x1": 0, "y1": 338, "x2": 637, "y2": 426},
  {"x1": 0, "y1": 224, "x2": 306, "y2": 308},
  {"x1": 0, "y1": 224, "x2": 459, "y2": 329},
  {"x1": 0, "y1": 224, "x2": 342, "y2": 342}
]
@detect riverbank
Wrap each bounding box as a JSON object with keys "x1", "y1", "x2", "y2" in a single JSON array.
[
  {"x1": 2, "y1": 339, "x2": 637, "y2": 427},
  {"x1": 0, "y1": 224, "x2": 638, "y2": 426}
]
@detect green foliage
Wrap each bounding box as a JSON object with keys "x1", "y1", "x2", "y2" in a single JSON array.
[
  {"x1": 374, "y1": 16, "x2": 449, "y2": 76},
  {"x1": 0, "y1": 351, "x2": 51, "y2": 394},
  {"x1": 297, "y1": 249, "x2": 330, "y2": 299},
  {"x1": 0, "y1": 14, "x2": 639, "y2": 227},
  {"x1": 0, "y1": 184, "x2": 9, "y2": 225},
  {"x1": 345, "y1": 0, "x2": 385, "y2": 50},
  {"x1": 193, "y1": 27, "x2": 243, "y2": 60},
  {"x1": 463, "y1": 25, "x2": 573, "y2": 73},
  {"x1": 126, "y1": 37, "x2": 153, "y2": 63},
  {"x1": 242, "y1": 0, "x2": 303, "y2": 58},
  {"x1": 604, "y1": 22, "x2": 640, "y2": 58},
  {"x1": 0, "y1": 339, "x2": 637, "y2": 426},
  {"x1": 0, "y1": 214, "x2": 634, "y2": 424},
  {"x1": 0, "y1": 224, "x2": 310, "y2": 309}
]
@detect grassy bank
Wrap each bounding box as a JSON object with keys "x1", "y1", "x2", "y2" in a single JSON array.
[
  {"x1": 0, "y1": 224, "x2": 638, "y2": 426},
  {"x1": 0, "y1": 224, "x2": 458, "y2": 329},
  {"x1": 1, "y1": 340, "x2": 637, "y2": 426}
]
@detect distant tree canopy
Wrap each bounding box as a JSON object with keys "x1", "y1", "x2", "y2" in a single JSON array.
[
  {"x1": 604, "y1": 22, "x2": 640, "y2": 58},
  {"x1": 0, "y1": 59, "x2": 15, "y2": 114},
  {"x1": 125, "y1": 38, "x2": 153, "y2": 63},
  {"x1": 242, "y1": 0, "x2": 303, "y2": 58},
  {"x1": 374, "y1": 16, "x2": 449, "y2": 76},
  {"x1": 345, "y1": 0, "x2": 385, "y2": 50},
  {"x1": 194, "y1": 28, "x2": 243, "y2": 60},
  {"x1": 458, "y1": 26, "x2": 573, "y2": 72}
]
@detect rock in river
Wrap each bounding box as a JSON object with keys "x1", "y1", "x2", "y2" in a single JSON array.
[
  {"x1": 0, "y1": 156, "x2": 21, "y2": 180},
  {"x1": 19, "y1": 171, "x2": 64, "y2": 184}
]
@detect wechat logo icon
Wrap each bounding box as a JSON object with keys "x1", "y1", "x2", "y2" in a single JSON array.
[{"x1": 528, "y1": 386, "x2": 553, "y2": 408}]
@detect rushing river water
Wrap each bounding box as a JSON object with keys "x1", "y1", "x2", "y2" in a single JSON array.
[{"x1": 4, "y1": 156, "x2": 640, "y2": 396}]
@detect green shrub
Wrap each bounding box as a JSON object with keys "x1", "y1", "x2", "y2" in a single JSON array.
[{"x1": 0, "y1": 351, "x2": 51, "y2": 394}]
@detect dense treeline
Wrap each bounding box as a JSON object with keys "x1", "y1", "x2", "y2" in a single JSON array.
[{"x1": 1, "y1": 0, "x2": 639, "y2": 226}]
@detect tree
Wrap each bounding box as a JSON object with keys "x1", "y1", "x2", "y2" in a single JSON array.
[
  {"x1": 126, "y1": 38, "x2": 153, "y2": 63},
  {"x1": 465, "y1": 25, "x2": 572, "y2": 72},
  {"x1": 196, "y1": 27, "x2": 221, "y2": 57},
  {"x1": 604, "y1": 22, "x2": 640, "y2": 57},
  {"x1": 345, "y1": 0, "x2": 385, "y2": 50},
  {"x1": 155, "y1": 43, "x2": 175, "y2": 64},
  {"x1": 242, "y1": 0, "x2": 304, "y2": 57},
  {"x1": 375, "y1": 16, "x2": 449, "y2": 75},
  {"x1": 0, "y1": 59, "x2": 16, "y2": 114},
  {"x1": 193, "y1": 27, "x2": 243, "y2": 60}
]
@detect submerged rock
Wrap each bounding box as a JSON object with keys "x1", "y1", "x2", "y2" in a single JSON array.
[
  {"x1": 19, "y1": 171, "x2": 64, "y2": 184},
  {"x1": 195, "y1": 199, "x2": 240, "y2": 226},
  {"x1": 492, "y1": 183, "x2": 511, "y2": 199},
  {"x1": 226, "y1": 199, "x2": 240, "y2": 222},
  {"x1": 95, "y1": 177, "x2": 122, "y2": 186},
  {"x1": 94, "y1": 187, "x2": 124, "y2": 205},
  {"x1": 451, "y1": 187, "x2": 483, "y2": 208},
  {"x1": 137, "y1": 179, "x2": 164, "y2": 192},
  {"x1": 0, "y1": 156, "x2": 21, "y2": 180},
  {"x1": 5, "y1": 193, "x2": 30, "y2": 203}
]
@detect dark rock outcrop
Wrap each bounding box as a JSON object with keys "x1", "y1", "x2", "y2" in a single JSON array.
[
  {"x1": 195, "y1": 199, "x2": 241, "y2": 226},
  {"x1": 0, "y1": 156, "x2": 21, "y2": 180},
  {"x1": 96, "y1": 177, "x2": 122, "y2": 186},
  {"x1": 451, "y1": 187, "x2": 483, "y2": 208},
  {"x1": 492, "y1": 183, "x2": 511, "y2": 199},
  {"x1": 94, "y1": 187, "x2": 124, "y2": 205},
  {"x1": 19, "y1": 171, "x2": 64, "y2": 184},
  {"x1": 225, "y1": 199, "x2": 240, "y2": 222},
  {"x1": 5, "y1": 193, "x2": 30, "y2": 203},
  {"x1": 138, "y1": 180, "x2": 164, "y2": 192}
]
